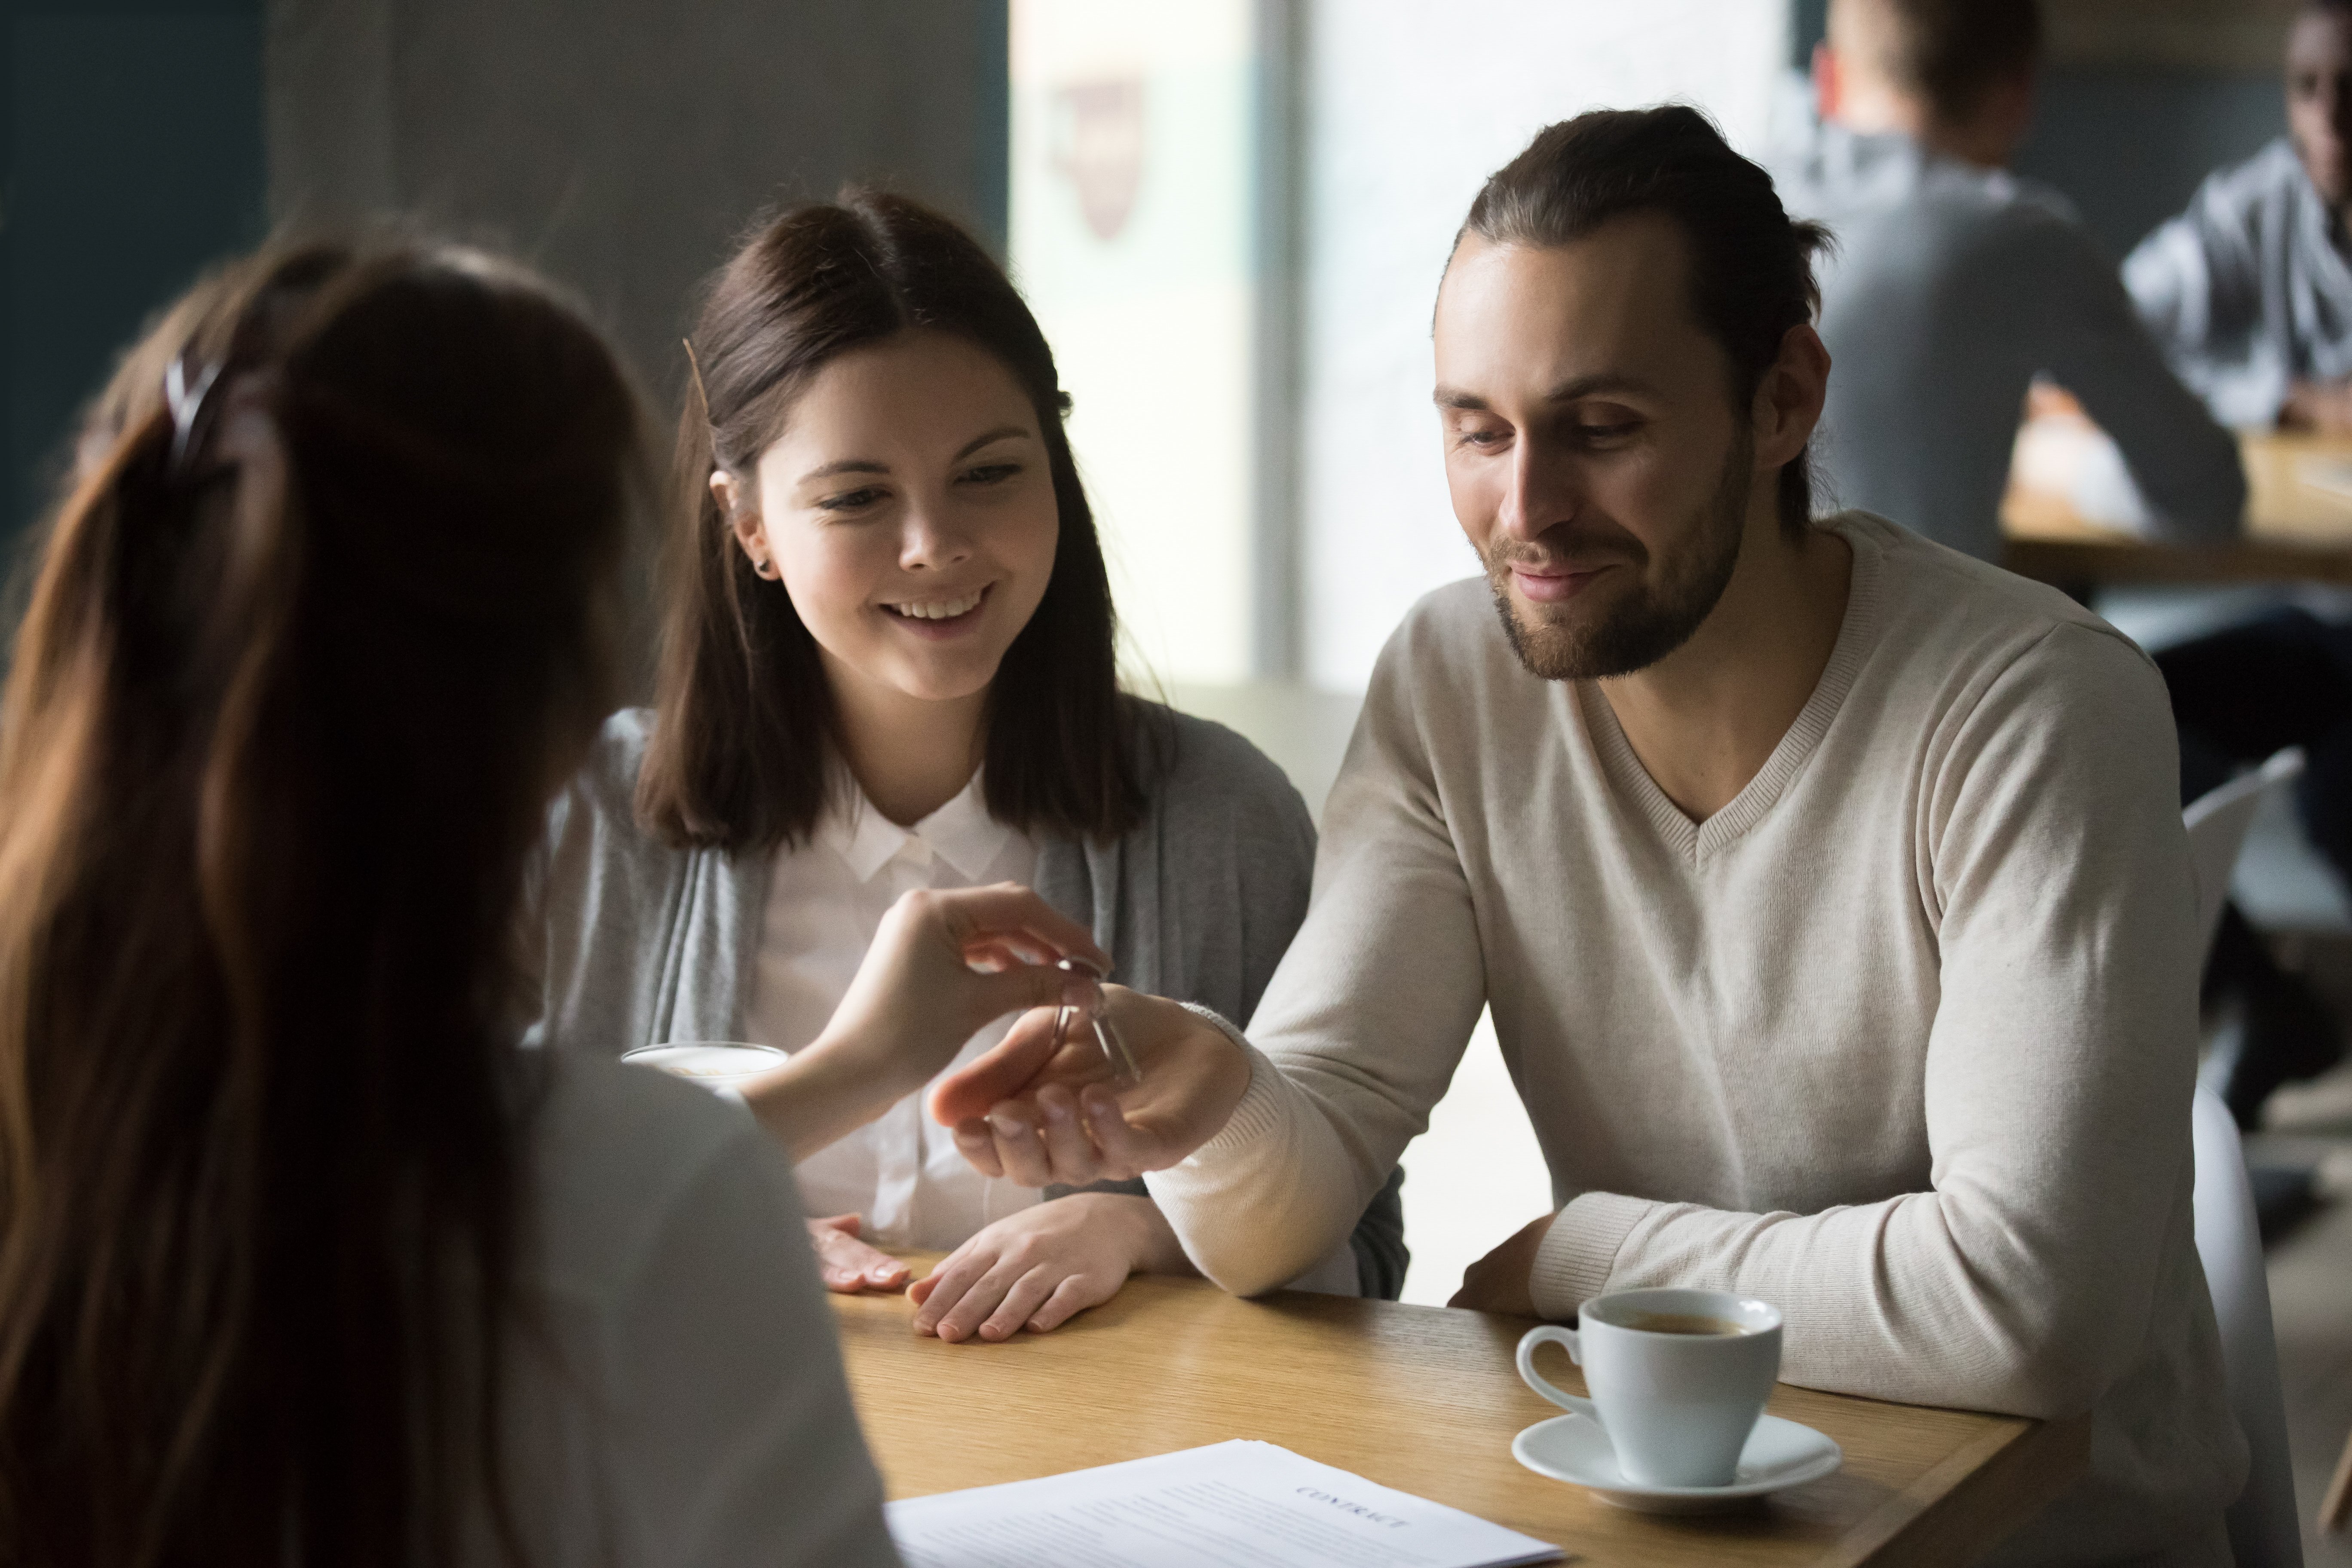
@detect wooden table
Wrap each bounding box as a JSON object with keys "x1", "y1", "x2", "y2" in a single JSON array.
[
  {"x1": 833, "y1": 1264, "x2": 2089, "y2": 1568},
  {"x1": 2002, "y1": 431, "x2": 2352, "y2": 588}
]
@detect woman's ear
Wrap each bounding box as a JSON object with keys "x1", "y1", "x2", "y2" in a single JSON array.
[{"x1": 714, "y1": 471, "x2": 778, "y2": 580}]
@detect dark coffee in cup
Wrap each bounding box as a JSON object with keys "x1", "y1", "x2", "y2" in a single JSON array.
[{"x1": 1619, "y1": 1311, "x2": 1747, "y2": 1337}]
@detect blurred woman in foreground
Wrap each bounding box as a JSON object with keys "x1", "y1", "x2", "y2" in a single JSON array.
[{"x1": 0, "y1": 239, "x2": 1090, "y2": 1565}]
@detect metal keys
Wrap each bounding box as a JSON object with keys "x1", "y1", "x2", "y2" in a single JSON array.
[{"x1": 1051, "y1": 957, "x2": 1143, "y2": 1086}]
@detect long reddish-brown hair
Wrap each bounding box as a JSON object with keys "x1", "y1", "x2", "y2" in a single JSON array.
[
  {"x1": 0, "y1": 239, "x2": 640, "y2": 1565},
  {"x1": 637, "y1": 189, "x2": 1148, "y2": 852}
]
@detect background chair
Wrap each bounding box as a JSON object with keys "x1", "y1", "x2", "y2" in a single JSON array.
[
  {"x1": 2184, "y1": 749, "x2": 2308, "y2": 1568},
  {"x1": 2192, "y1": 1083, "x2": 2305, "y2": 1568},
  {"x1": 2187, "y1": 748, "x2": 2308, "y2": 954}
]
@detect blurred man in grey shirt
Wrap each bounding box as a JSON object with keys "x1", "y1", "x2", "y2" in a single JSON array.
[
  {"x1": 2128, "y1": 0, "x2": 2352, "y2": 432},
  {"x1": 1771, "y1": 0, "x2": 2245, "y2": 563}
]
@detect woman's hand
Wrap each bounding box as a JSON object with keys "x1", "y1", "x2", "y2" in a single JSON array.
[
  {"x1": 1447, "y1": 1213, "x2": 1558, "y2": 1316},
  {"x1": 907, "y1": 1193, "x2": 1193, "y2": 1342},
  {"x1": 806, "y1": 1213, "x2": 912, "y2": 1294},
  {"x1": 741, "y1": 884, "x2": 1106, "y2": 1162},
  {"x1": 928, "y1": 986, "x2": 1255, "y2": 1186},
  {"x1": 824, "y1": 883, "x2": 1108, "y2": 1091}
]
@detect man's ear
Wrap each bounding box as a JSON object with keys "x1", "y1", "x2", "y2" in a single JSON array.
[{"x1": 1753, "y1": 323, "x2": 1831, "y2": 474}]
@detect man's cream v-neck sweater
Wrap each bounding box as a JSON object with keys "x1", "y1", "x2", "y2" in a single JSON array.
[{"x1": 1147, "y1": 513, "x2": 2244, "y2": 1564}]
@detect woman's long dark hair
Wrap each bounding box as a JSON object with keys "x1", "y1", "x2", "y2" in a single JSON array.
[
  {"x1": 0, "y1": 240, "x2": 639, "y2": 1565},
  {"x1": 637, "y1": 189, "x2": 1146, "y2": 851}
]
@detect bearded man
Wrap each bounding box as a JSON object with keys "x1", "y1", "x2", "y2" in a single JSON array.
[{"x1": 939, "y1": 106, "x2": 2245, "y2": 1565}]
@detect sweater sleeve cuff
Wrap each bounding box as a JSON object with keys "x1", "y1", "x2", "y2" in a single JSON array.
[
  {"x1": 1528, "y1": 1191, "x2": 1652, "y2": 1320},
  {"x1": 1175, "y1": 1003, "x2": 1286, "y2": 1157}
]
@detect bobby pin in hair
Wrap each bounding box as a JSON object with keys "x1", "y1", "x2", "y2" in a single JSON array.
[{"x1": 165, "y1": 354, "x2": 222, "y2": 473}]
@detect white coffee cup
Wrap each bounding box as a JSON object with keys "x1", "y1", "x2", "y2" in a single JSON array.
[
  {"x1": 620, "y1": 1041, "x2": 787, "y2": 1091},
  {"x1": 1515, "y1": 1287, "x2": 1782, "y2": 1489}
]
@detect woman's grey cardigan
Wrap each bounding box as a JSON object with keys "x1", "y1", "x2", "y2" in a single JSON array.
[{"x1": 526, "y1": 704, "x2": 1408, "y2": 1299}]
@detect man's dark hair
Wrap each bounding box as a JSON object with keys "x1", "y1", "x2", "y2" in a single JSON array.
[
  {"x1": 1460, "y1": 105, "x2": 1831, "y2": 538},
  {"x1": 1852, "y1": 0, "x2": 2043, "y2": 126}
]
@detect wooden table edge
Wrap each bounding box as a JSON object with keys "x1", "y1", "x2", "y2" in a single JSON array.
[
  {"x1": 2001, "y1": 536, "x2": 2352, "y2": 586},
  {"x1": 1811, "y1": 1407, "x2": 2091, "y2": 1568}
]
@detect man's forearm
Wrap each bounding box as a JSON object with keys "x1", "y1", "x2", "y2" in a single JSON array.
[{"x1": 1144, "y1": 1042, "x2": 1391, "y2": 1296}]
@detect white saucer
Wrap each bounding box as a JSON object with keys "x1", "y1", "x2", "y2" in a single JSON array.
[{"x1": 1511, "y1": 1412, "x2": 1842, "y2": 1515}]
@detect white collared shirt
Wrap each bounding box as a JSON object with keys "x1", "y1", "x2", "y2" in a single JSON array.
[{"x1": 744, "y1": 771, "x2": 1041, "y2": 1249}]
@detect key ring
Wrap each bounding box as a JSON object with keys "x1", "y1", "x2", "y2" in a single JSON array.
[{"x1": 1050, "y1": 958, "x2": 1143, "y2": 1085}]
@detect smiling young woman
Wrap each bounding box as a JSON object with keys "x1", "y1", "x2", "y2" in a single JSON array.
[{"x1": 528, "y1": 191, "x2": 1406, "y2": 1342}]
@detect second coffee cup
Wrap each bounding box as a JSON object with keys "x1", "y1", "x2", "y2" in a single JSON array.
[{"x1": 1515, "y1": 1287, "x2": 1782, "y2": 1489}]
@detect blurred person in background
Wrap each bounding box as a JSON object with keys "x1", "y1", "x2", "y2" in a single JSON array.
[
  {"x1": 2123, "y1": 0, "x2": 2352, "y2": 1126},
  {"x1": 1771, "y1": 0, "x2": 2245, "y2": 564},
  {"x1": 0, "y1": 236, "x2": 1112, "y2": 1563},
  {"x1": 526, "y1": 191, "x2": 1406, "y2": 1344},
  {"x1": 2129, "y1": 0, "x2": 2352, "y2": 433}
]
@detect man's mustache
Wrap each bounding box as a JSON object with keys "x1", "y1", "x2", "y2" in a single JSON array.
[{"x1": 1484, "y1": 521, "x2": 1648, "y2": 573}]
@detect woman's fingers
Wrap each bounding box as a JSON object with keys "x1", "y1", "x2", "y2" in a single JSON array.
[
  {"x1": 910, "y1": 1245, "x2": 986, "y2": 1333},
  {"x1": 974, "y1": 1266, "x2": 1061, "y2": 1342},
  {"x1": 959, "y1": 962, "x2": 1087, "y2": 1029},
  {"x1": 923, "y1": 1254, "x2": 1027, "y2": 1344},
  {"x1": 1027, "y1": 1272, "x2": 1109, "y2": 1334},
  {"x1": 913, "y1": 1198, "x2": 1140, "y2": 1342},
  {"x1": 931, "y1": 883, "x2": 1108, "y2": 974},
  {"x1": 805, "y1": 1216, "x2": 910, "y2": 1292}
]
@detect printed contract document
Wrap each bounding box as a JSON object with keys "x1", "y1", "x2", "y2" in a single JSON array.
[{"x1": 886, "y1": 1439, "x2": 1562, "y2": 1568}]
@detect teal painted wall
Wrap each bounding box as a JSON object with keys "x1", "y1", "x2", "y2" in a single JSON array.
[{"x1": 4, "y1": 0, "x2": 264, "y2": 552}]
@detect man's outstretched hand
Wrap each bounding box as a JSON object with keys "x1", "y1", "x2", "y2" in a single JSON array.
[{"x1": 928, "y1": 986, "x2": 1255, "y2": 1186}]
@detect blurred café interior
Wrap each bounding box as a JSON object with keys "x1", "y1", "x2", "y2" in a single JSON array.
[{"x1": 9, "y1": 0, "x2": 2352, "y2": 1564}]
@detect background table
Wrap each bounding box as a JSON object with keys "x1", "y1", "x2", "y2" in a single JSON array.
[
  {"x1": 834, "y1": 1264, "x2": 2087, "y2": 1568},
  {"x1": 2003, "y1": 431, "x2": 2352, "y2": 588}
]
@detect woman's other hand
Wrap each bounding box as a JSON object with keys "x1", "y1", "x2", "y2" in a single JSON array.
[
  {"x1": 806, "y1": 1213, "x2": 912, "y2": 1294},
  {"x1": 928, "y1": 987, "x2": 1253, "y2": 1186},
  {"x1": 1447, "y1": 1213, "x2": 1557, "y2": 1316},
  {"x1": 906, "y1": 1193, "x2": 1192, "y2": 1342}
]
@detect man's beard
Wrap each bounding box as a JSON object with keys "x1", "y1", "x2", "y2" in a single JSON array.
[{"x1": 1483, "y1": 438, "x2": 1751, "y2": 683}]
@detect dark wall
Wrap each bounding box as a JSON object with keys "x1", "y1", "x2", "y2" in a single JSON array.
[
  {"x1": 2015, "y1": 68, "x2": 2282, "y2": 260},
  {"x1": 3, "y1": 0, "x2": 265, "y2": 549},
  {"x1": 1792, "y1": 0, "x2": 1828, "y2": 67},
  {"x1": 263, "y1": 0, "x2": 1009, "y2": 687},
  {"x1": 3, "y1": 0, "x2": 1011, "y2": 567},
  {"x1": 268, "y1": 0, "x2": 1011, "y2": 414}
]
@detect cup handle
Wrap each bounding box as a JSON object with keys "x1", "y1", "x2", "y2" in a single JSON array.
[{"x1": 1516, "y1": 1325, "x2": 1599, "y2": 1421}]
